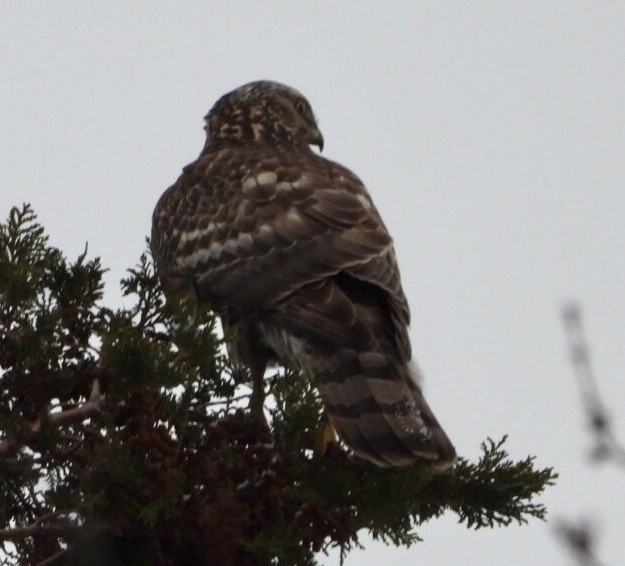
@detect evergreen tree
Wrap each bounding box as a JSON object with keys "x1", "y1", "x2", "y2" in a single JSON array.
[{"x1": 0, "y1": 205, "x2": 556, "y2": 565}]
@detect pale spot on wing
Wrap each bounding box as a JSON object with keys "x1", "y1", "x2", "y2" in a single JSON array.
[
  {"x1": 284, "y1": 209, "x2": 301, "y2": 223},
  {"x1": 292, "y1": 173, "x2": 315, "y2": 189},
  {"x1": 256, "y1": 223, "x2": 276, "y2": 244},
  {"x1": 177, "y1": 234, "x2": 235, "y2": 268},
  {"x1": 178, "y1": 248, "x2": 211, "y2": 269},
  {"x1": 242, "y1": 177, "x2": 257, "y2": 192},
  {"x1": 236, "y1": 232, "x2": 254, "y2": 252},
  {"x1": 356, "y1": 194, "x2": 372, "y2": 209},
  {"x1": 176, "y1": 222, "x2": 217, "y2": 248},
  {"x1": 257, "y1": 171, "x2": 277, "y2": 186},
  {"x1": 207, "y1": 242, "x2": 223, "y2": 260},
  {"x1": 222, "y1": 232, "x2": 255, "y2": 254},
  {"x1": 274, "y1": 208, "x2": 311, "y2": 239},
  {"x1": 242, "y1": 171, "x2": 278, "y2": 200},
  {"x1": 221, "y1": 239, "x2": 236, "y2": 255}
]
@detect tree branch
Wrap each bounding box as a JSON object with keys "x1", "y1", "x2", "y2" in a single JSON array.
[
  {"x1": 35, "y1": 548, "x2": 69, "y2": 566},
  {"x1": 0, "y1": 380, "x2": 103, "y2": 456},
  {"x1": 0, "y1": 522, "x2": 106, "y2": 541},
  {"x1": 561, "y1": 303, "x2": 625, "y2": 467}
]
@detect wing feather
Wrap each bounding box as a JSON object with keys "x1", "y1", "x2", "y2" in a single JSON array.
[{"x1": 152, "y1": 148, "x2": 412, "y2": 361}]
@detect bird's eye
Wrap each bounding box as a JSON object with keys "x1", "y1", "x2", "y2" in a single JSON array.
[{"x1": 294, "y1": 99, "x2": 307, "y2": 116}]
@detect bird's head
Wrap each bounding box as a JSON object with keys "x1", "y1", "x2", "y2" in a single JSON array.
[{"x1": 204, "y1": 80, "x2": 324, "y2": 152}]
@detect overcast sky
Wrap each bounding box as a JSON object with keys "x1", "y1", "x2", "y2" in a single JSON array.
[{"x1": 2, "y1": 2, "x2": 625, "y2": 564}]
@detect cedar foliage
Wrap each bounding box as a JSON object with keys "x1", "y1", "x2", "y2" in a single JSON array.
[{"x1": 0, "y1": 205, "x2": 557, "y2": 565}]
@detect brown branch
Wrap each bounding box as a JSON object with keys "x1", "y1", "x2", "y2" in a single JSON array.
[
  {"x1": 0, "y1": 380, "x2": 103, "y2": 456},
  {"x1": 36, "y1": 548, "x2": 69, "y2": 566},
  {"x1": 0, "y1": 522, "x2": 106, "y2": 542}
]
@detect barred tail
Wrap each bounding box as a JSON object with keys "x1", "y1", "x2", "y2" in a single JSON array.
[{"x1": 317, "y1": 352, "x2": 456, "y2": 468}]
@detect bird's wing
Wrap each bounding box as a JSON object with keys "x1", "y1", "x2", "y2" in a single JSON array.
[{"x1": 151, "y1": 147, "x2": 411, "y2": 360}]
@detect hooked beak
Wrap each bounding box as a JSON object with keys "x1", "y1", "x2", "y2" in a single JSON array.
[{"x1": 308, "y1": 128, "x2": 324, "y2": 152}]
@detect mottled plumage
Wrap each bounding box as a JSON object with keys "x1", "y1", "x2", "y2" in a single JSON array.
[{"x1": 151, "y1": 81, "x2": 456, "y2": 468}]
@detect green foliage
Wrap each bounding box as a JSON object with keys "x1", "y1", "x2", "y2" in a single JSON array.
[{"x1": 0, "y1": 205, "x2": 557, "y2": 565}]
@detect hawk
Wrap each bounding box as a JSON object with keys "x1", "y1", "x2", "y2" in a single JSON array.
[{"x1": 151, "y1": 81, "x2": 456, "y2": 469}]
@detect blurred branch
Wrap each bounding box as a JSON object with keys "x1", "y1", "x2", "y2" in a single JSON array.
[
  {"x1": 555, "y1": 518, "x2": 604, "y2": 566},
  {"x1": 561, "y1": 302, "x2": 625, "y2": 467}
]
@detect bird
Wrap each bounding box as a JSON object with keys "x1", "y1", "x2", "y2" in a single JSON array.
[{"x1": 151, "y1": 80, "x2": 456, "y2": 469}]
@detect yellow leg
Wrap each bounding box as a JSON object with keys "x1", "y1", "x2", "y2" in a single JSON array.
[{"x1": 315, "y1": 415, "x2": 337, "y2": 456}]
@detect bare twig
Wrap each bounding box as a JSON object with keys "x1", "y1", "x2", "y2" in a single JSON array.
[
  {"x1": 561, "y1": 302, "x2": 625, "y2": 467},
  {"x1": 35, "y1": 548, "x2": 69, "y2": 566},
  {"x1": 0, "y1": 380, "x2": 103, "y2": 456},
  {"x1": 0, "y1": 523, "x2": 105, "y2": 541}
]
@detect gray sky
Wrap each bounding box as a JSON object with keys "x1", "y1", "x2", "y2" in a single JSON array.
[{"x1": 2, "y1": 2, "x2": 625, "y2": 564}]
